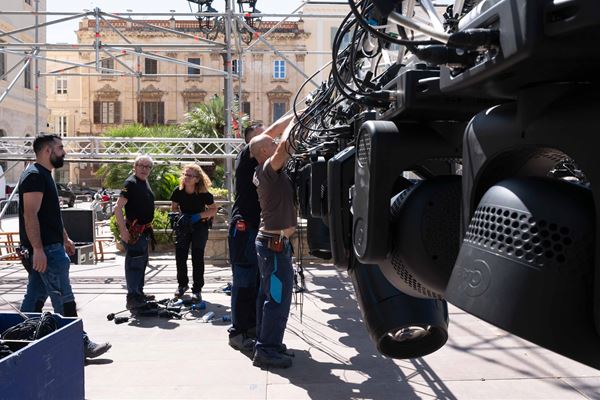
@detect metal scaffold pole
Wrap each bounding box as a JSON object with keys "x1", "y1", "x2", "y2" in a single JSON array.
[
  {"x1": 224, "y1": 0, "x2": 234, "y2": 204},
  {"x1": 34, "y1": 0, "x2": 39, "y2": 135}
]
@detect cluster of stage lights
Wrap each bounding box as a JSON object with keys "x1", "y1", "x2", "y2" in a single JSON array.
[
  {"x1": 186, "y1": 0, "x2": 261, "y2": 16},
  {"x1": 187, "y1": 0, "x2": 261, "y2": 34}
]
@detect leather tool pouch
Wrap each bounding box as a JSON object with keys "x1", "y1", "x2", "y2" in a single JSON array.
[{"x1": 267, "y1": 237, "x2": 284, "y2": 253}]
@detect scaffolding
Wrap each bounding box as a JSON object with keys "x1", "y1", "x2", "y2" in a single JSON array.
[{"x1": 0, "y1": 1, "x2": 347, "y2": 194}]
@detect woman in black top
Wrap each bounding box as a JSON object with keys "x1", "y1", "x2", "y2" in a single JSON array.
[{"x1": 171, "y1": 163, "x2": 217, "y2": 301}]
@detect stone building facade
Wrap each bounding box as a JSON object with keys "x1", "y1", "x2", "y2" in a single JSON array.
[{"x1": 0, "y1": 0, "x2": 48, "y2": 185}]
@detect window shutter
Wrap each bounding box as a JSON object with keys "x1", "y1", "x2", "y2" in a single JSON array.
[
  {"x1": 114, "y1": 102, "x2": 121, "y2": 124},
  {"x1": 137, "y1": 102, "x2": 143, "y2": 124},
  {"x1": 93, "y1": 101, "x2": 101, "y2": 124},
  {"x1": 158, "y1": 102, "x2": 165, "y2": 124}
]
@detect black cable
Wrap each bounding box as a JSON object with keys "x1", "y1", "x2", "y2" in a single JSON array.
[
  {"x1": 1, "y1": 312, "x2": 58, "y2": 341},
  {"x1": 347, "y1": 0, "x2": 440, "y2": 47}
]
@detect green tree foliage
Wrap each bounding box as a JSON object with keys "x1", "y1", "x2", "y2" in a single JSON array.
[
  {"x1": 181, "y1": 96, "x2": 226, "y2": 138},
  {"x1": 95, "y1": 124, "x2": 182, "y2": 200},
  {"x1": 180, "y1": 96, "x2": 249, "y2": 188},
  {"x1": 181, "y1": 95, "x2": 249, "y2": 139}
]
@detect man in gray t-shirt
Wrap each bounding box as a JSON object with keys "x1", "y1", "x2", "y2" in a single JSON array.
[{"x1": 249, "y1": 115, "x2": 297, "y2": 369}]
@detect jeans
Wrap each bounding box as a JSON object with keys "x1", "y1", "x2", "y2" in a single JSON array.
[
  {"x1": 21, "y1": 243, "x2": 74, "y2": 315},
  {"x1": 175, "y1": 222, "x2": 209, "y2": 293},
  {"x1": 228, "y1": 221, "x2": 259, "y2": 337},
  {"x1": 255, "y1": 238, "x2": 293, "y2": 358},
  {"x1": 123, "y1": 232, "x2": 149, "y2": 298}
]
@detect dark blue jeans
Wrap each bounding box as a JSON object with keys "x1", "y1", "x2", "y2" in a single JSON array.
[
  {"x1": 21, "y1": 243, "x2": 74, "y2": 315},
  {"x1": 123, "y1": 233, "x2": 150, "y2": 298},
  {"x1": 228, "y1": 221, "x2": 259, "y2": 337},
  {"x1": 255, "y1": 238, "x2": 293, "y2": 358},
  {"x1": 175, "y1": 222, "x2": 209, "y2": 293}
]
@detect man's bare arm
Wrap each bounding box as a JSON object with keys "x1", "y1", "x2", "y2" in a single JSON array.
[
  {"x1": 114, "y1": 196, "x2": 130, "y2": 242},
  {"x1": 262, "y1": 112, "x2": 297, "y2": 139},
  {"x1": 269, "y1": 120, "x2": 296, "y2": 172},
  {"x1": 23, "y1": 192, "x2": 44, "y2": 251},
  {"x1": 23, "y1": 192, "x2": 47, "y2": 272}
]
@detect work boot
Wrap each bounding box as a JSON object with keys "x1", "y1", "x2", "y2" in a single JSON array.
[
  {"x1": 229, "y1": 334, "x2": 255, "y2": 355},
  {"x1": 252, "y1": 351, "x2": 292, "y2": 369},
  {"x1": 141, "y1": 293, "x2": 156, "y2": 302},
  {"x1": 126, "y1": 295, "x2": 147, "y2": 311},
  {"x1": 83, "y1": 335, "x2": 112, "y2": 359}
]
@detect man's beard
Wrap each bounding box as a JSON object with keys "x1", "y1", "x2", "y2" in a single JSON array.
[{"x1": 50, "y1": 153, "x2": 64, "y2": 168}]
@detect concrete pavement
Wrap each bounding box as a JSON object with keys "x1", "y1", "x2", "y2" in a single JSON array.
[{"x1": 1, "y1": 245, "x2": 600, "y2": 399}]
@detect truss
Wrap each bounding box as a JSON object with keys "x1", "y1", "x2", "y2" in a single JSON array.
[
  {"x1": 0, "y1": 136, "x2": 245, "y2": 163},
  {"x1": 0, "y1": 1, "x2": 347, "y2": 198}
]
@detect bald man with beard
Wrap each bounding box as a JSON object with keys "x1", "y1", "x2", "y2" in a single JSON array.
[{"x1": 248, "y1": 116, "x2": 298, "y2": 369}]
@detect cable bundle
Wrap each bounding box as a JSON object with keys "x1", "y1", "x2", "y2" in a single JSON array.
[{"x1": 1, "y1": 312, "x2": 58, "y2": 341}]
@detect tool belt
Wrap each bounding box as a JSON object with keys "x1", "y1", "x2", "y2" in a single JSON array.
[
  {"x1": 127, "y1": 219, "x2": 155, "y2": 250},
  {"x1": 257, "y1": 232, "x2": 289, "y2": 253}
]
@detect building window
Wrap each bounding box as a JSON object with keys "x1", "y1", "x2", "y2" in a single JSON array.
[
  {"x1": 24, "y1": 62, "x2": 31, "y2": 89},
  {"x1": 137, "y1": 101, "x2": 164, "y2": 126},
  {"x1": 187, "y1": 58, "x2": 201, "y2": 76},
  {"x1": 242, "y1": 101, "x2": 250, "y2": 117},
  {"x1": 55, "y1": 116, "x2": 68, "y2": 136},
  {"x1": 232, "y1": 59, "x2": 242, "y2": 76},
  {"x1": 331, "y1": 27, "x2": 351, "y2": 51},
  {"x1": 187, "y1": 102, "x2": 202, "y2": 112},
  {"x1": 273, "y1": 102, "x2": 286, "y2": 122},
  {"x1": 101, "y1": 58, "x2": 114, "y2": 73},
  {"x1": 144, "y1": 58, "x2": 158, "y2": 75},
  {"x1": 93, "y1": 101, "x2": 122, "y2": 124},
  {"x1": 273, "y1": 60, "x2": 286, "y2": 80},
  {"x1": 56, "y1": 77, "x2": 67, "y2": 94}
]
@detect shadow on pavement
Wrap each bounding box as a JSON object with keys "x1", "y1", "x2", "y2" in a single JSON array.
[{"x1": 268, "y1": 271, "x2": 457, "y2": 400}]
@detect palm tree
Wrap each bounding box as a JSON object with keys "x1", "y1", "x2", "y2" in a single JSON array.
[
  {"x1": 181, "y1": 95, "x2": 249, "y2": 139},
  {"x1": 95, "y1": 124, "x2": 182, "y2": 200}
]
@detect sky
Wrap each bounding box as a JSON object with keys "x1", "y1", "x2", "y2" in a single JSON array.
[{"x1": 46, "y1": 0, "x2": 315, "y2": 43}]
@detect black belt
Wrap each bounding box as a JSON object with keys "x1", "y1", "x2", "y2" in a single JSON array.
[{"x1": 256, "y1": 233, "x2": 289, "y2": 243}]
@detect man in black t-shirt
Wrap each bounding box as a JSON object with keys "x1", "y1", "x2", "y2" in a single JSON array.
[
  {"x1": 114, "y1": 155, "x2": 156, "y2": 310},
  {"x1": 227, "y1": 123, "x2": 264, "y2": 353},
  {"x1": 19, "y1": 134, "x2": 111, "y2": 359}
]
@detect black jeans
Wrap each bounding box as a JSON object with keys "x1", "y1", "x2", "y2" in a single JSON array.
[
  {"x1": 227, "y1": 221, "x2": 259, "y2": 337},
  {"x1": 175, "y1": 221, "x2": 209, "y2": 293}
]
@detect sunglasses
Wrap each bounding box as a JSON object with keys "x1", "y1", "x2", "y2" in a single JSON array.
[{"x1": 182, "y1": 173, "x2": 198, "y2": 178}]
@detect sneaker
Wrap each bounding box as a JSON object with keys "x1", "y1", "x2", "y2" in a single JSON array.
[
  {"x1": 191, "y1": 292, "x2": 202, "y2": 303},
  {"x1": 174, "y1": 285, "x2": 189, "y2": 298},
  {"x1": 83, "y1": 335, "x2": 112, "y2": 359},
  {"x1": 252, "y1": 352, "x2": 292, "y2": 369},
  {"x1": 229, "y1": 334, "x2": 255, "y2": 355}
]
